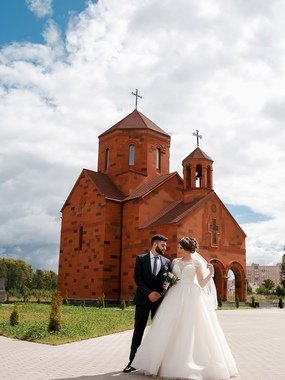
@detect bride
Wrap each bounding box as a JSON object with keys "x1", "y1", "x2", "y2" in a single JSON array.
[{"x1": 132, "y1": 236, "x2": 238, "y2": 380}]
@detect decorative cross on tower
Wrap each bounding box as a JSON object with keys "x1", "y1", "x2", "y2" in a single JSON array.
[
  {"x1": 131, "y1": 88, "x2": 142, "y2": 109},
  {"x1": 210, "y1": 218, "x2": 219, "y2": 245},
  {"x1": 193, "y1": 130, "x2": 202, "y2": 147}
]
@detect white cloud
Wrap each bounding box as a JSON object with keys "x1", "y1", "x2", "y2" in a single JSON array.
[
  {"x1": 42, "y1": 20, "x2": 64, "y2": 55},
  {"x1": 1, "y1": 0, "x2": 285, "y2": 271},
  {"x1": 26, "y1": 0, "x2": 53, "y2": 18},
  {"x1": 244, "y1": 219, "x2": 285, "y2": 266}
]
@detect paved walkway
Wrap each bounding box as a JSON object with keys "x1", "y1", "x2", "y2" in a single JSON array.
[{"x1": 1, "y1": 308, "x2": 285, "y2": 380}]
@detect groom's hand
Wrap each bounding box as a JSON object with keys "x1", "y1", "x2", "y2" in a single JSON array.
[{"x1": 148, "y1": 291, "x2": 161, "y2": 302}]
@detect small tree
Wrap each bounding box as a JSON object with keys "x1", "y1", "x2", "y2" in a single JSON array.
[
  {"x1": 257, "y1": 279, "x2": 275, "y2": 295},
  {"x1": 251, "y1": 295, "x2": 255, "y2": 308},
  {"x1": 247, "y1": 283, "x2": 253, "y2": 295},
  {"x1": 62, "y1": 290, "x2": 69, "y2": 305},
  {"x1": 218, "y1": 295, "x2": 223, "y2": 308},
  {"x1": 98, "y1": 293, "x2": 105, "y2": 308},
  {"x1": 235, "y1": 295, "x2": 239, "y2": 308},
  {"x1": 120, "y1": 300, "x2": 126, "y2": 310},
  {"x1": 278, "y1": 297, "x2": 284, "y2": 309},
  {"x1": 10, "y1": 305, "x2": 19, "y2": 326},
  {"x1": 21, "y1": 285, "x2": 30, "y2": 302},
  {"x1": 276, "y1": 285, "x2": 285, "y2": 297},
  {"x1": 126, "y1": 293, "x2": 132, "y2": 307},
  {"x1": 48, "y1": 291, "x2": 62, "y2": 333}
]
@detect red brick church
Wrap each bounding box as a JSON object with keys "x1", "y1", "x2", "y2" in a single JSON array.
[{"x1": 58, "y1": 106, "x2": 247, "y2": 303}]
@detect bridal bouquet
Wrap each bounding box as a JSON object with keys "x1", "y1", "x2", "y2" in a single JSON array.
[{"x1": 161, "y1": 271, "x2": 179, "y2": 296}]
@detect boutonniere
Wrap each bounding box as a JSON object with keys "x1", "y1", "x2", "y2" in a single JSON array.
[{"x1": 163, "y1": 264, "x2": 170, "y2": 271}]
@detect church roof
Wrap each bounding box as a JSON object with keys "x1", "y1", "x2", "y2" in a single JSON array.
[
  {"x1": 99, "y1": 109, "x2": 170, "y2": 138},
  {"x1": 183, "y1": 147, "x2": 213, "y2": 162},
  {"x1": 84, "y1": 169, "x2": 125, "y2": 201},
  {"x1": 141, "y1": 193, "x2": 213, "y2": 228},
  {"x1": 124, "y1": 172, "x2": 181, "y2": 201},
  {"x1": 61, "y1": 169, "x2": 125, "y2": 211}
]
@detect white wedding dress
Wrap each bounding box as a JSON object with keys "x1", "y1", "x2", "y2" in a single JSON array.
[{"x1": 132, "y1": 258, "x2": 238, "y2": 380}]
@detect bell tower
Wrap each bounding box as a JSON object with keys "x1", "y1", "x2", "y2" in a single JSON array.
[
  {"x1": 182, "y1": 130, "x2": 213, "y2": 203},
  {"x1": 97, "y1": 109, "x2": 170, "y2": 196}
]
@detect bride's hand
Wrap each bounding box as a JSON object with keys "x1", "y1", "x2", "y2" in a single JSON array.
[{"x1": 207, "y1": 263, "x2": 214, "y2": 276}]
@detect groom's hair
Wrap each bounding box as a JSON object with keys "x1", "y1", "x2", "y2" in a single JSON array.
[{"x1": 151, "y1": 234, "x2": 168, "y2": 245}]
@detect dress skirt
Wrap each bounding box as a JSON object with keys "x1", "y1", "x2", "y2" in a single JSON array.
[{"x1": 132, "y1": 261, "x2": 238, "y2": 380}]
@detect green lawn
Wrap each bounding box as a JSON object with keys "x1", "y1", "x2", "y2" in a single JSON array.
[
  {"x1": 0, "y1": 303, "x2": 135, "y2": 345},
  {"x1": 0, "y1": 298, "x2": 275, "y2": 345}
]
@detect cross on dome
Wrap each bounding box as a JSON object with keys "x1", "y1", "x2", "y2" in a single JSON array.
[
  {"x1": 131, "y1": 88, "x2": 142, "y2": 109},
  {"x1": 193, "y1": 130, "x2": 202, "y2": 147}
]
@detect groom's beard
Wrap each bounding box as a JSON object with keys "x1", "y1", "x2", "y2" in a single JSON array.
[{"x1": 155, "y1": 246, "x2": 163, "y2": 255}]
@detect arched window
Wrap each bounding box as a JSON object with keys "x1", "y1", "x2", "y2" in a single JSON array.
[
  {"x1": 207, "y1": 165, "x2": 212, "y2": 188},
  {"x1": 78, "y1": 226, "x2": 83, "y2": 251},
  {"x1": 186, "y1": 165, "x2": 191, "y2": 189},
  {"x1": 195, "y1": 164, "x2": 202, "y2": 187},
  {"x1": 105, "y1": 149, "x2": 110, "y2": 169},
  {"x1": 129, "y1": 144, "x2": 135, "y2": 165},
  {"x1": 156, "y1": 148, "x2": 161, "y2": 170}
]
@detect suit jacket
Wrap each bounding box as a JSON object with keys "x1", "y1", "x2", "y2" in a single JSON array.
[{"x1": 133, "y1": 252, "x2": 172, "y2": 306}]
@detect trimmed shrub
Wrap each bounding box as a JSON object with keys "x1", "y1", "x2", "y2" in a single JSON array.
[
  {"x1": 62, "y1": 290, "x2": 69, "y2": 305},
  {"x1": 98, "y1": 293, "x2": 105, "y2": 308},
  {"x1": 235, "y1": 295, "x2": 240, "y2": 308},
  {"x1": 120, "y1": 300, "x2": 126, "y2": 310},
  {"x1": 218, "y1": 296, "x2": 223, "y2": 308},
  {"x1": 10, "y1": 305, "x2": 19, "y2": 326},
  {"x1": 48, "y1": 291, "x2": 62, "y2": 333}
]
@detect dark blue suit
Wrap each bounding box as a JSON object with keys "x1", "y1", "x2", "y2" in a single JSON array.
[{"x1": 129, "y1": 252, "x2": 171, "y2": 364}]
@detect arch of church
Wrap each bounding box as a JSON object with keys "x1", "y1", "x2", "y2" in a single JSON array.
[
  {"x1": 226, "y1": 261, "x2": 247, "y2": 302},
  {"x1": 210, "y1": 259, "x2": 246, "y2": 302},
  {"x1": 210, "y1": 259, "x2": 225, "y2": 301}
]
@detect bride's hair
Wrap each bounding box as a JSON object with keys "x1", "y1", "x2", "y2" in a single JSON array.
[{"x1": 179, "y1": 237, "x2": 198, "y2": 252}]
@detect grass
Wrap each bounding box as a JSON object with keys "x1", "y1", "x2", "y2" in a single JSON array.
[
  {"x1": 0, "y1": 302, "x2": 135, "y2": 345},
  {"x1": 0, "y1": 296, "x2": 280, "y2": 345}
]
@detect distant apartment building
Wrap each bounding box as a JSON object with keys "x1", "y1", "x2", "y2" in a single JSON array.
[{"x1": 247, "y1": 263, "x2": 281, "y2": 291}]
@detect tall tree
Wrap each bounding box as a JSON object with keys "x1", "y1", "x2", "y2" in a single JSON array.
[
  {"x1": 0, "y1": 258, "x2": 8, "y2": 278},
  {"x1": 42, "y1": 270, "x2": 57, "y2": 290},
  {"x1": 262, "y1": 278, "x2": 275, "y2": 291},
  {"x1": 0, "y1": 257, "x2": 57, "y2": 294},
  {"x1": 32, "y1": 269, "x2": 44, "y2": 289},
  {"x1": 5, "y1": 258, "x2": 33, "y2": 292}
]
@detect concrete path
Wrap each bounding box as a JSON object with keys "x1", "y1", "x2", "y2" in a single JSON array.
[{"x1": 1, "y1": 308, "x2": 285, "y2": 380}]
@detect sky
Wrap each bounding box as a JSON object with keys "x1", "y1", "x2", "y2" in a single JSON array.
[{"x1": 0, "y1": 0, "x2": 285, "y2": 273}]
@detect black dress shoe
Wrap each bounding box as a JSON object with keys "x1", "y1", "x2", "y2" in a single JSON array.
[{"x1": 123, "y1": 364, "x2": 136, "y2": 373}]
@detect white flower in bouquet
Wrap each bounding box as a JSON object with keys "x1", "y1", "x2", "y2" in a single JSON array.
[{"x1": 161, "y1": 271, "x2": 179, "y2": 295}]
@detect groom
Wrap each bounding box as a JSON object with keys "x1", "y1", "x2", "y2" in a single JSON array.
[{"x1": 123, "y1": 234, "x2": 171, "y2": 373}]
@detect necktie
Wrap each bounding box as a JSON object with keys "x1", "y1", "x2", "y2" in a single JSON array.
[{"x1": 153, "y1": 256, "x2": 159, "y2": 275}]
